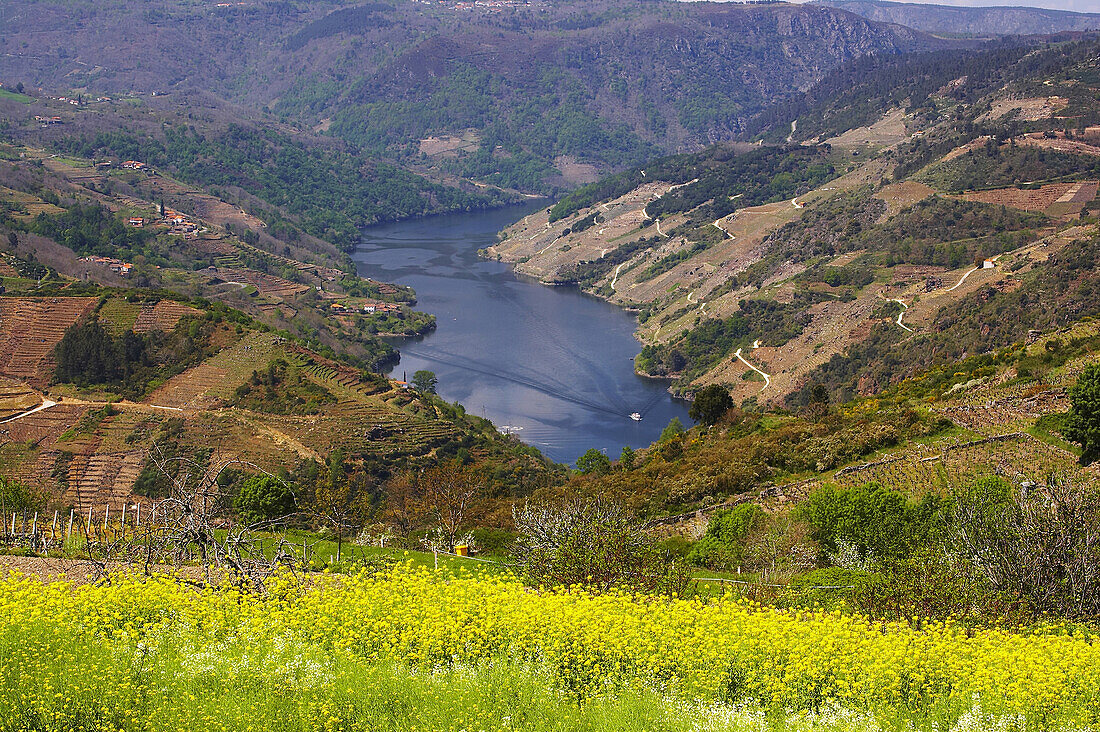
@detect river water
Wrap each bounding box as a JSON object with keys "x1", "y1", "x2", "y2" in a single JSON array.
[{"x1": 353, "y1": 203, "x2": 692, "y2": 465}]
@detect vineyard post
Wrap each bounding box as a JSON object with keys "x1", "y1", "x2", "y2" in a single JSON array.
[
  {"x1": 9, "y1": 513, "x2": 14, "y2": 535},
  {"x1": 121, "y1": 504, "x2": 127, "y2": 538},
  {"x1": 86, "y1": 506, "x2": 92, "y2": 535},
  {"x1": 103, "y1": 504, "x2": 109, "y2": 534},
  {"x1": 67, "y1": 509, "x2": 74, "y2": 540},
  {"x1": 135, "y1": 503, "x2": 140, "y2": 528},
  {"x1": 52, "y1": 511, "x2": 58, "y2": 541},
  {"x1": 31, "y1": 512, "x2": 37, "y2": 539}
]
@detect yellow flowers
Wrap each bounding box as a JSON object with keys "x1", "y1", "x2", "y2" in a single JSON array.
[{"x1": 0, "y1": 566, "x2": 1098, "y2": 730}]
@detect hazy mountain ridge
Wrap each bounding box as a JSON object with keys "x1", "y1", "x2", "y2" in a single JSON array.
[{"x1": 813, "y1": 0, "x2": 1100, "y2": 36}]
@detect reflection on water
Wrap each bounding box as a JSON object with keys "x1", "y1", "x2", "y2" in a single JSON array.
[{"x1": 353, "y1": 203, "x2": 692, "y2": 465}]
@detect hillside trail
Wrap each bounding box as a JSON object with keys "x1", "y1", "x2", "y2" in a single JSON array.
[
  {"x1": 686, "y1": 290, "x2": 708, "y2": 315},
  {"x1": 890, "y1": 298, "x2": 913, "y2": 332},
  {"x1": 0, "y1": 397, "x2": 56, "y2": 424},
  {"x1": 946, "y1": 266, "x2": 979, "y2": 292},
  {"x1": 1, "y1": 395, "x2": 184, "y2": 425},
  {"x1": 610, "y1": 260, "x2": 629, "y2": 291},
  {"x1": 644, "y1": 178, "x2": 699, "y2": 222},
  {"x1": 734, "y1": 346, "x2": 771, "y2": 392}
]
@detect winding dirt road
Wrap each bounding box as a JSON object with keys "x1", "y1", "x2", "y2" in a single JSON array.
[{"x1": 735, "y1": 346, "x2": 771, "y2": 392}]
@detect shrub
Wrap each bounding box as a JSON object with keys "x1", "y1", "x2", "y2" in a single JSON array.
[
  {"x1": 687, "y1": 503, "x2": 763, "y2": 570},
  {"x1": 1065, "y1": 362, "x2": 1100, "y2": 463},
  {"x1": 952, "y1": 475, "x2": 1100, "y2": 619},
  {"x1": 802, "y1": 482, "x2": 947, "y2": 564},
  {"x1": 514, "y1": 500, "x2": 691, "y2": 595}
]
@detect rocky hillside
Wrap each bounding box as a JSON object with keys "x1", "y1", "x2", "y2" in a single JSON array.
[{"x1": 491, "y1": 37, "x2": 1100, "y2": 409}]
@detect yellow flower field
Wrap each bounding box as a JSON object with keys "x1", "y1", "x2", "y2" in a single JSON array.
[{"x1": 1, "y1": 566, "x2": 1097, "y2": 731}]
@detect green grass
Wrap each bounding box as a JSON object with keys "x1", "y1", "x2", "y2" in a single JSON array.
[
  {"x1": 96, "y1": 298, "x2": 142, "y2": 335},
  {"x1": 608, "y1": 227, "x2": 646, "y2": 243},
  {"x1": 1027, "y1": 413, "x2": 1081, "y2": 456},
  {"x1": 51, "y1": 155, "x2": 92, "y2": 168},
  {"x1": 0, "y1": 88, "x2": 35, "y2": 104},
  {"x1": 244, "y1": 528, "x2": 509, "y2": 575},
  {"x1": 1, "y1": 276, "x2": 36, "y2": 290}
]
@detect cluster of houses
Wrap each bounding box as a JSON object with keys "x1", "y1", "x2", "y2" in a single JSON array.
[
  {"x1": 33, "y1": 116, "x2": 63, "y2": 126},
  {"x1": 329, "y1": 301, "x2": 402, "y2": 316},
  {"x1": 165, "y1": 212, "x2": 200, "y2": 236},
  {"x1": 414, "y1": 0, "x2": 530, "y2": 8},
  {"x1": 121, "y1": 160, "x2": 148, "y2": 171},
  {"x1": 126, "y1": 207, "x2": 199, "y2": 236},
  {"x1": 79, "y1": 256, "x2": 133, "y2": 277}
]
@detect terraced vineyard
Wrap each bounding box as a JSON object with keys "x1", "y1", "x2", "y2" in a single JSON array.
[
  {"x1": 146, "y1": 331, "x2": 278, "y2": 409},
  {"x1": 96, "y1": 298, "x2": 142, "y2": 335},
  {"x1": 933, "y1": 370, "x2": 1071, "y2": 432},
  {"x1": 0, "y1": 404, "x2": 91, "y2": 494},
  {"x1": 64, "y1": 449, "x2": 147, "y2": 510},
  {"x1": 201, "y1": 267, "x2": 310, "y2": 300},
  {"x1": 0, "y1": 377, "x2": 40, "y2": 420},
  {"x1": 285, "y1": 402, "x2": 458, "y2": 458},
  {"x1": 964, "y1": 181, "x2": 1099, "y2": 215},
  {"x1": 0, "y1": 297, "x2": 97, "y2": 385},
  {"x1": 285, "y1": 345, "x2": 388, "y2": 399},
  {"x1": 131, "y1": 300, "x2": 201, "y2": 333},
  {"x1": 833, "y1": 433, "x2": 1091, "y2": 494}
]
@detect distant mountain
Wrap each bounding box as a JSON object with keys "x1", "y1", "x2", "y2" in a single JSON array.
[
  {"x1": 0, "y1": 0, "x2": 958, "y2": 193},
  {"x1": 813, "y1": 0, "x2": 1100, "y2": 36}
]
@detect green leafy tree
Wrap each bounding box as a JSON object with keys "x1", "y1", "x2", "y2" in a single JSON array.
[
  {"x1": 576, "y1": 448, "x2": 611, "y2": 476},
  {"x1": 659, "y1": 417, "x2": 685, "y2": 443},
  {"x1": 411, "y1": 369, "x2": 438, "y2": 394},
  {"x1": 0, "y1": 476, "x2": 43, "y2": 516},
  {"x1": 618, "y1": 445, "x2": 636, "y2": 471},
  {"x1": 1065, "y1": 363, "x2": 1100, "y2": 464},
  {"x1": 234, "y1": 475, "x2": 295, "y2": 526},
  {"x1": 689, "y1": 384, "x2": 733, "y2": 426}
]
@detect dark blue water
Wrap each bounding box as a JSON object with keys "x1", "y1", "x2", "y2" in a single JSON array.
[{"x1": 353, "y1": 203, "x2": 692, "y2": 465}]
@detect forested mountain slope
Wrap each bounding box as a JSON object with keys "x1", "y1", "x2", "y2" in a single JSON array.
[{"x1": 0, "y1": 0, "x2": 958, "y2": 192}]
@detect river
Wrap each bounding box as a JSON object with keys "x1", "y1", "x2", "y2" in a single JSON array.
[{"x1": 353, "y1": 203, "x2": 692, "y2": 465}]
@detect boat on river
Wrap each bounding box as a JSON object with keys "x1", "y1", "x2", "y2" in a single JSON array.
[{"x1": 629, "y1": 412, "x2": 642, "y2": 421}]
